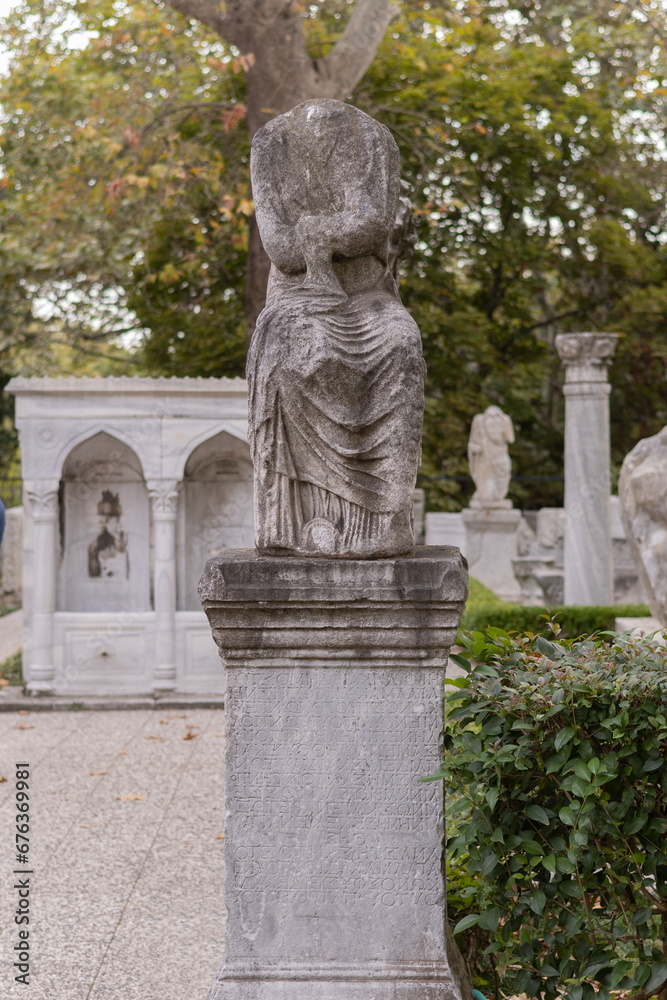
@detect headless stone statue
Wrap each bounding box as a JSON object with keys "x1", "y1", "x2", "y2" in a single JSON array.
[
  {"x1": 468, "y1": 405, "x2": 514, "y2": 509},
  {"x1": 248, "y1": 99, "x2": 425, "y2": 558}
]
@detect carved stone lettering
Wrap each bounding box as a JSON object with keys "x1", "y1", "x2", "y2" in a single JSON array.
[{"x1": 224, "y1": 666, "x2": 445, "y2": 965}]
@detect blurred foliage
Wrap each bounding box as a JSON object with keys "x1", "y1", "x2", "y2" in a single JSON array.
[
  {"x1": 0, "y1": 649, "x2": 22, "y2": 687},
  {"x1": 461, "y1": 595, "x2": 652, "y2": 636},
  {"x1": 0, "y1": 1, "x2": 666, "y2": 496}
]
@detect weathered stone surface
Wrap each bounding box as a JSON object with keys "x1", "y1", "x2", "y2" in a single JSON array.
[
  {"x1": 462, "y1": 508, "x2": 522, "y2": 603},
  {"x1": 467, "y1": 405, "x2": 514, "y2": 510},
  {"x1": 1, "y1": 505, "x2": 23, "y2": 598},
  {"x1": 425, "y1": 513, "x2": 466, "y2": 555},
  {"x1": 199, "y1": 547, "x2": 468, "y2": 667},
  {"x1": 200, "y1": 548, "x2": 470, "y2": 1000},
  {"x1": 248, "y1": 100, "x2": 425, "y2": 559},
  {"x1": 619, "y1": 426, "x2": 667, "y2": 623},
  {"x1": 556, "y1": 332, "x2": 618, "y2": 606}
]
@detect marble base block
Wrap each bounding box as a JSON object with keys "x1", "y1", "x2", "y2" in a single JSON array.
[
  {"x1": 199, "y1": 547, "x2": 469, "y2": 1000},
  {"x1": 462, "y1": 508, "x2": 522, "y2": 603}
]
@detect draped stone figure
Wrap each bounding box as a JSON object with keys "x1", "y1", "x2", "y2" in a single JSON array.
[
  {"x1": 468, "y1": 405, "x2": 514, "y2": 508},
  {"x1": 247, "y1": 99, "x2": 425, "y2": 558}
]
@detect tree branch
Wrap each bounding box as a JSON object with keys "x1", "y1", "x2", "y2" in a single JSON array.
[
  {"x1": 320, "y1": 0, "x2": 399, "y2": 93},
  {"x1": 166, "y1": 0, "x2": 235, "y2": 42}
]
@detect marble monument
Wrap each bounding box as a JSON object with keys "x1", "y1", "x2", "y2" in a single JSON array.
[
  {"x1": 468, "y1": 404, "x2": 514, "y2": 509},
  {"x1": 8, "y1": 375, "x2": 252, "y2": 695},
  {"x1": 463, "y1": 405, "x2": 522, "y2": 602},
  {"x1": 619, "y1": 425, "x2": 667, "y2": 624},
  {"x1": 556, "y1": 332, "x2": 618, "y2": 605},
  {"x1": 248, "y1": 99, "x2": 425, "y2": 558},
  {"x1": 200, "y1": 100, "x2": 470, "y2": 1000}
]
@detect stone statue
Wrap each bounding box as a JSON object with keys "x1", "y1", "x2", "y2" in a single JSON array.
[
  {"x1": 387, "y1": 179, "x2": 418, "y2": 279},
  {"x1": 619, "y1": 426, "x2": 667, "y2": 623},
  {"x1": 468, "y1": 405, "x2": 514, "y2": 508},
  {"x1": 247, "y1": 99, "x2": 425, "y2": 558}
]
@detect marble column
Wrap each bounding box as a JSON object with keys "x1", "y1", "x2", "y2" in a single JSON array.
[
  {"x1": 556, "y1": 332, "x2": 619, "y2": 605},
  {"x1": 200, "y1": 547, "x2": 470, "y2": 1000},
  {"x1": 148, "y1": 480, "x2": 180, "y2": 691},
  {"x1": 24, "y1": 480, "x2": 59, "y2": 693}
]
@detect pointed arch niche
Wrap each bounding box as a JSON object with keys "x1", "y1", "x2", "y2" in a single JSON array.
[
  {"x1": 58, "y1": 432, "x2": 151, "y2": 613},
  {"x1": 177, "y1": 431, "x2": 254, "y2": 610}
]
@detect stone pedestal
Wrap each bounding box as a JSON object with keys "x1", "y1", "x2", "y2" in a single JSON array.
[
  {"x1": 199, "y1": 547, "x2": 469, "y2": 1000},
  {"x1": 556, "y1": 333, "x2": 618, "y2": 606},
  {"x1": 462, "y1": 507, "x2": 522, "y2": 602}
]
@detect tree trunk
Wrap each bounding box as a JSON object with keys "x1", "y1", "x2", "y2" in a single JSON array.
[{"x1": 167, "y1": 0, "x2": 397, "y2": 336}]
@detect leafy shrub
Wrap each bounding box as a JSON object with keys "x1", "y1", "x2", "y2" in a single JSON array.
[
  {"x1": 434, "y1": 625, "x2": 667, "y2": 1000},
  {"x1": 0, "y1": 649, "x2": 21, "y2": 687},
  {"x1": 461, "y1": 602, "x2": 652, "y2": 637}
]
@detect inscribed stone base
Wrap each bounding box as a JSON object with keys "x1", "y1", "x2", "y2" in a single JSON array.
[
  {"x1": 199, "y1": 548, "x2": 470, "y2": 1000},
  {"x1": 463, "y1": 508, "x2": 522, "y2": 603}
]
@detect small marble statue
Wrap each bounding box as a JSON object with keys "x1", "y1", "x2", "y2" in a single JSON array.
[
  {"x1": 247, "y1": 99, "x2": 425, "y2": 558},
  {"x1": 468, "y1": 405, "x2": 514, "y2": 508}
]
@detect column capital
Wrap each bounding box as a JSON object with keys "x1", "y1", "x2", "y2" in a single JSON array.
[
  {"x1": 24, "y1": 481, "x2": 59, "y2": 520},
  {"x1": 556, "y1": 332, "x2": 619, "y2": 384},
  {"x1": 147, "y1": 480, "x2": 180, "y2": 517}
]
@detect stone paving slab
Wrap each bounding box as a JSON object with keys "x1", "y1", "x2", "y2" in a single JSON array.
[{"x1": 0, "y1": 707, "x2": 226, "y2": 1000}]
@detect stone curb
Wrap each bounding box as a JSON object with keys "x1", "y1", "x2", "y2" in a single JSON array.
[{"x1": 0, "y1": 690, "x2": 225, "y2": 712}]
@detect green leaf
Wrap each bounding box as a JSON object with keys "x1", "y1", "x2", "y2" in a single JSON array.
[
  {"x1": 572, "y1": 759, "x2": 591, "y2": 781},
  {"x1": 529, "y1": 889, "x2": 546, "y2": 914},
  {"x1": 448, "y1": 653, "x2": 472, "y2": 672},
  {"x1": 559, "y1": 806, "x2": 576, "y2": 826},
  {"x1": 643, "y1": 756, "x2": 663, "y2": 772},
  {"x1": 480, "y1": 852, "x2": 498, "y2": 877},
  {"x1": 534, "y1": 635, "x2": 557, "y2": 656},
  {"x1": 485, "y1": 787, "x2": 499, "y2": 811},
  {"x1": 453, "y1": 913, "x2": 480, "y2": 934},
  {"x1": 526, "y1": 803, "x2": 550, "y2": 825},
  {"x1": 478, "y1": 906, "x2": 504, "y2": 931},
  {"x1": 554, "y1": 726, "x2": 576, "y2": 751},
  {"x1": 541, "y1": 853, "x2": 557, "y2": 873},
  {"x1": 624, "y1": 811, "x2": 648, "y2": 835},
  {"x1": 610, "y1": 960, "x2": 634, "y2": 988},
  {"x1": 645, "y1": 963, "x2": 667, "y2": 994}
]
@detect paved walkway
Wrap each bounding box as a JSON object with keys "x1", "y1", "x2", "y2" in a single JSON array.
[{"x1": 0, "y1": 707, "x2": 226, "y2": 1000}]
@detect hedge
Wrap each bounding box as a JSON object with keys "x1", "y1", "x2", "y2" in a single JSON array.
[
  {"x1": 461, "y1": 601, "x2": 653, "y2": 637},
  {"x1": 433, "y1": 626, "x2": 667, "y2": 1000}
]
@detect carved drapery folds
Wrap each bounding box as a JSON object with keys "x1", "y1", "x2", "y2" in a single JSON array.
[{"x1": 248, "y1": 99, "x2": 425, "y2": 558}]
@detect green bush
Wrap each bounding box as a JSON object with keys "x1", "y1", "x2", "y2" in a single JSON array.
[
  {"x1": 461, "y1": 602, "x2": 652, "y2": 637},
  {"x1": 433, "y1": 625, "x2": 667, "y2": 1000},
  {"x1": 0, "y1": 649, "x2": 21, "y2": 687}
]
